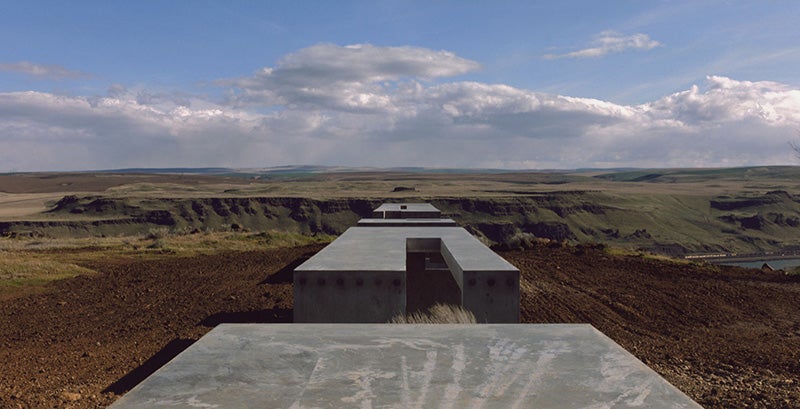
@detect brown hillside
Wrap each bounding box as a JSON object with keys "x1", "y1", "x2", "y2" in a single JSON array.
[{"x1": 0, "y1": 244, "x2": 798, "y2": 408}]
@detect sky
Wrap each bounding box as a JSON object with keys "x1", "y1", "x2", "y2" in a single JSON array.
[{"x1": 1, "y1": 0, "x2": 800, "y2": 172}]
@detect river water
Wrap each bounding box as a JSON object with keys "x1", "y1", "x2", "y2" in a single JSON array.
[{"x1": 715, "y1": 258, "x2": 800, "y2": 270}]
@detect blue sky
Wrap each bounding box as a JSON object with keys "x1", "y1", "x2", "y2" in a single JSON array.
[{"x1": 1, "y1": 0, "x2": 800, "y2": 171}]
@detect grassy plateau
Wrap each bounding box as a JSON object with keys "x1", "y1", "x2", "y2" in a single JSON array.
[{"x1": 3, "y1": 165, "x2": 800, "y2": 293}]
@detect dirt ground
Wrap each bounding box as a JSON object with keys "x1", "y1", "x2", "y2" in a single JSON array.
[{"x1": 1, "y1": 243, "x2": 798, "y2": 408}]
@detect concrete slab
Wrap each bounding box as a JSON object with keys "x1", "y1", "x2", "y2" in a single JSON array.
[
  {"x1": 357, "y1": 218, "x2": 458, "y2": 227},
  {"x1": 372, "y1": 203, "x2": 441, "y2": 219},
  {"x1": 295, "y1": 226, "x2": 517, "y2": 273},
  {"x1": 110, "y1": 324, "x2": 702, "y2": 409}
]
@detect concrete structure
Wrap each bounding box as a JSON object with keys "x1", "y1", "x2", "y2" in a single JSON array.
[
  {"x1": 109, "y1": 203, "x2": 702, "y2": 408},
  {"x1": 357, "y1": 218, "x2": 457, "y2": 227},
  {"x1": 109, "y1": 324, "x2": 702, "y2": 408},
  {"x1": 371, "y1": 203, "x2": 442, "y2": 219},
  {"x1": 294, "y1": 203, "x2": 519, "y2": 323}
]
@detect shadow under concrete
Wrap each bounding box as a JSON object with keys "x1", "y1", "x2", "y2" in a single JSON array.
[
  {"x1": 105, "y1": 308, "x2": 294, "y2": 396},
  {"x1": 103, "y1": 338, "x2": 196, "y2": 395},
  {"x1": 199, "y1": 307, "x2": 293, "y2": 326},
  {"x1": 261, "y1": 253, "x2": 316, "y2": 284}
]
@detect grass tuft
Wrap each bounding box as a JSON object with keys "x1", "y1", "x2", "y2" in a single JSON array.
[{"x1": 390, "y1": 304, "x2": 477, "y2": 324}]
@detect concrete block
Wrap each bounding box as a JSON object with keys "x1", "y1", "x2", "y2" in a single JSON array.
[
  {"x1": 461, "y1": 270, "x2": 520, "y2": 323},
  {"x1": 110, "y1": 324, "x2": 702, "y2": 409},
  {"x1": 294, "y1": 205, "x2": 520, "y2": 323},
  {"x1": 293, "y1": 271, "x2": 405, "y2": 323}
]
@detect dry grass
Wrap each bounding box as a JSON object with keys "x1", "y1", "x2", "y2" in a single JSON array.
[
  {"x1": 603, "y1": 246, "x2": 692, "y2": 264},
  {"x1": 0, "y1": 251, "x2": 98, "y2": 300},
  {"x1": 143, "y1": 230, "x2": 334, "y2": 255},
  {"x1": 0, "y1": 192, "x2": 67, "y2": 219},
  {"x1": 390, "y1": 304, "x2": 477, "y2": 324},
  {"x1": 7, "y1": 168, "x2": 799, "y2": 203},
  {"x1": 0, "y1": 252, "x2": 96, "y2": 281},
  {"x1": 0, "y1": 230, "x2": 333, "y2": 254},
  {"x1": 0, "y1": 230, "x2": 334, "y2": 298}
]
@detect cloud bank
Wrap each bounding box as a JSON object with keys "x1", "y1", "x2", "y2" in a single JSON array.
[
  {"x1": 1, "y1": 44, "x2": 799, "y2": 171},
  {"x1": 543, "y1": 31, "x2": 661, "y2": 59}
]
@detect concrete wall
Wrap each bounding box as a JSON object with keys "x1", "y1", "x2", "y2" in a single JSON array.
[
  {"x1": 405, "y1": 239, "x2": 462, "y2": 313},
  {"x1": 407, "y1": 237, "x2": 519, "y2": 322},
  {"x1": 439, "y1": 241, "x2": 520, "y2": 323},
  {"x1": 292, "y1": 219, "x2": 520, "y2": 324},
  {"x1": 293, "y1": 271, "x2": 405, "y2": 323},
  {"x1": 461, "y1": 270, "x2": 520, "y2": 323}
]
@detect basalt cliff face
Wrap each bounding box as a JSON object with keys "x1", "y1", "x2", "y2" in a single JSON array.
[
  {"x1": 0, "y1": 194, "x2": 605, "y2": 243},
  {"x1": 4, "y1": 190, "x2": 800, "y2": 255}
]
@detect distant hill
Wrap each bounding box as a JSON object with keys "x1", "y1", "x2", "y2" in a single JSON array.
[
  {"x1": 3, "y1": 166, "x2": 800, "y2": 255},
  {"x1": 592, "y1": 166, "x2": 800, "y2": 182},
  {"x1": 94, "y1": 165, "x2": 533, "y2": 176}
]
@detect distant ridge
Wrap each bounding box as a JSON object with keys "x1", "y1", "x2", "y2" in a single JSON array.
[
  {"x1": 94, "y1": 165, "x2": 536, "y2": 175},
  {"x1": 98, "y1": 167, "x2": 232, "y2": 174},
  {"x1": 8, "y1": 165, "x2": 798, "y2": 177}
]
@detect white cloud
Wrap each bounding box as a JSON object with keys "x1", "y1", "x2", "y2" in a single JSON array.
[
  {"x1": 223, "y1": 43, "x2": 481, "y2": 111},
  {"x1": 0, "y1": 61, "x2": 89, "y2": 80},
  {"x1": 544, "y1": 31, "x2": 661, "y2": 59},
  {"x1": 0, "y1": 91, "x2": 277, "y2": 171},
  {"x1": 643, "y1": 76, "x2": 800, "y2": 125},
  {"x1": 1, "y1": 44, "x2": 799, "y2": 171}
]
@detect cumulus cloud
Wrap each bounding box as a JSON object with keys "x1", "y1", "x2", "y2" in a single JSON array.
[
  {"x1": 544, "y1": 31, "x2": 661, "y2": 59},
  {"x1": 0, "y1": 61, "x2": 90, "y2": 80},
  {"x1": 0, "y1": 91, "x2": 280, "y2": 171},
  {"x1": 645, "y1": 76, "x2": 800, "y2": 125},
  {"x1": 1, "y1": 44, "x2": 799, "y2": 171},
  {"x1": 223, "y1": 43, "x2": 481, "y2": 111}
]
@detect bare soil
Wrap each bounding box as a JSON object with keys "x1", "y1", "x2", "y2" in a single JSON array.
[{"x1": 1, "y1": 244, "x2": 798, "y2": 408}]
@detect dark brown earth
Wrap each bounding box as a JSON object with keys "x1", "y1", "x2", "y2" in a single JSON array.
[{"x1": 1, "y1": 243, "x2": 798, "y2": 408}]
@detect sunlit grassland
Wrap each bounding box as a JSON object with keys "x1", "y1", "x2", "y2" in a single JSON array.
[
  {"x1": 0, "y1": 192, "x2": 71, "y2": 219},
  {"x1": 45, "y1": 167, "x2": 800, "y2": 201},
  {"x1": 0, "y1": 230, "x2": 335, "y2": 299},
  {"x1": 602, "y1": 246, "x2": 695, "y2": 264},
  {"x1": 3, "y1": 167, "x2": 800, "y2": 288},
  {"x1": 0, "y1": 252, "x2": 96, "y2": 299}
]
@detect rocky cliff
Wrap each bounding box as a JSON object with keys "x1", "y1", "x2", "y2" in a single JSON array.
[{"x1": 4, "y1": 190, "x2": 800, "y2": 254}]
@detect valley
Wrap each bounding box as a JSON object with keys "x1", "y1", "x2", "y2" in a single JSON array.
[{"x1": 3, "y1": 166, "x2": 800, "y2": 256}]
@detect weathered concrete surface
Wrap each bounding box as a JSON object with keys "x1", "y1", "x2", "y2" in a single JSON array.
[
  {"x1": 294, "y1": 226, "x2": 519, "y2": 323},
  {"x1": 110, "y1": 324, "x2": 702, "y2": 409},
  {"x1": 295, "y1": 227, "x2": 516, "y2": 275},
  {"x1": 293, "y1": 270, "x2": 406, "y2": 323}
]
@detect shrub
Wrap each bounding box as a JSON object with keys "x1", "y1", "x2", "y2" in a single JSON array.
[
  {"x1": 147, "y1": 238, "x2": 167, "y2": 249},
  {"x1": 145, "y1": 227, "x2": 170, "y2": 240}
]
